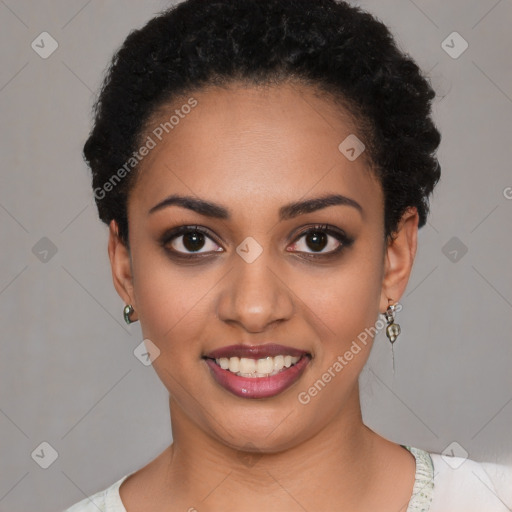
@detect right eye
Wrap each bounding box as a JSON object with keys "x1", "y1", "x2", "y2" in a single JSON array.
[{"x1": 160, "y1": 225, "x2": 224, "y2": 257}]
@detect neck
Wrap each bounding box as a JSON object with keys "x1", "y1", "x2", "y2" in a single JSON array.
[{"x1": 163, "y1": 385, "x2": 382, "y2": 511}]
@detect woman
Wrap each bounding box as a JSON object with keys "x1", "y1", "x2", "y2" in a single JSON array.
[{"x1": 65, "y1": 0, "x2": 511, "y2": 510}]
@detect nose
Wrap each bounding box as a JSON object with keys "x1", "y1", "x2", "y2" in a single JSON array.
[{"x1": 215, "y1": 247, "x2": 295, "y2": 333}]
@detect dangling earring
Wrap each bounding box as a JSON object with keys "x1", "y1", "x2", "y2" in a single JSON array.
[
  {"x1": 384, "y1": 299, "x2": 401, "y2": 374},
  {"x1": 123, "y1": 304, "x2": 135, "y2": 324}
]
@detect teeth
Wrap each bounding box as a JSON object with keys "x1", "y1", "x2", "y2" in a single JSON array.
[
  {"x1": 228, "y1": 357, "x2": 239, "y2": 373},
  {"x1": 273, "y1": 355, "x2": 284, "y2": 371},
  {"x1": 239, "y1": 358, "x2": 256, "y2": 374},
  {"x1": 257, "y1": 357, "x2": 273, "y2": 374},
  {"x1": 215, "y1": 355, "x2": 301, "y2": 377}
]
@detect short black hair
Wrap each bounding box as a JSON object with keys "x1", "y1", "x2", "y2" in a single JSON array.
[{"x1": 84, "y1": 0, "x2": 441, "y2": 245}]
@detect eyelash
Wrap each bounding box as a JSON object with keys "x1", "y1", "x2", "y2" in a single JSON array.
[{"x1": 159, "y1": 224, "x2": 354, "y2": 261}]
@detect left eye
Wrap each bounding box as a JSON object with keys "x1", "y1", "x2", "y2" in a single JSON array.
[{"x1": 288, "y1": 225, "x2": 350, "y2": 255}]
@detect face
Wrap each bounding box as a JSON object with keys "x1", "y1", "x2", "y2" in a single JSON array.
[{"x1": 109, "y1": 82, "x2": 417, "y2": 453}]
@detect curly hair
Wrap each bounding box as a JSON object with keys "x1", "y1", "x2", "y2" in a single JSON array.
[{"x1": 84, "y1": 0, "x2": 441, "y2": 245}]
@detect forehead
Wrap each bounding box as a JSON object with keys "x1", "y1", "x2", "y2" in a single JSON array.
[{"x1": 129, "y1": 82, "x2": 383, "y2": 222}]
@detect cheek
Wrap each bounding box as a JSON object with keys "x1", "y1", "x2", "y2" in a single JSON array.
[
  {"x1": 302, "y1": 251, "x2": 383, "y2": 342},
  {"x1": 294, "y1": 246, "x2": 385, "y2": 403},
  {"x1": 130, "y1": 247, "x2": 211, "y2": 356},
  {"x1": 131, "y1": 256, "x2": 215, "y2": 403}
]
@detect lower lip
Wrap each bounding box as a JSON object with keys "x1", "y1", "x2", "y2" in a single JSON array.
[{"x1": 205, "y1": 355, "x2": 310, "y2": 399}]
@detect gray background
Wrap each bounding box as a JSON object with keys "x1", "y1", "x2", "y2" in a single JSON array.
[{"x1": 0, "y1": 1, "x2": 511, "y2": 510}]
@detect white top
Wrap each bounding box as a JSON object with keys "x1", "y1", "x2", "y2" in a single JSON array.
[{"x1": 63, "y1": 446, "x2": 512, "y2": 511}]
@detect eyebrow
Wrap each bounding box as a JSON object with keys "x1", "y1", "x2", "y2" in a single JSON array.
[{"x1": 148, "y1": 193, "x2": 363, "y2": 220}]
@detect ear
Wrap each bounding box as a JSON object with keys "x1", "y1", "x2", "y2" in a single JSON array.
[
  {"x1": 379, "y1": 207, "x2": 419, "y2": 313},
  {"x1": 108, "y1": 219, "x2": 138, "y2": 321}
]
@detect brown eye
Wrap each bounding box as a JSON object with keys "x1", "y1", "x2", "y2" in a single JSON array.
[
  {"x1": 303, "y1": 231, "x2": 329, "y2": 252},
  {"x1": 288, "y1": 224, "x2": 353, "y2": 256},
  {"x1": 181, "y1": 231, "x2": 206, "y2": 252},
  {"x1": 161, "y1": 226, "x2": 223, "y2": 256}
]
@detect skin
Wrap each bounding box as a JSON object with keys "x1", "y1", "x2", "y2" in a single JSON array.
[{"x1": 108, "y1": 82, "x2": 419, "y2": 511}]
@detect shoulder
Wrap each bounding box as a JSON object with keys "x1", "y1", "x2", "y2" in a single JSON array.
[
  {"x1": 429, "y1": 452, "x2": 512, "y2": 512},
  {"x1": 63, "y1": 474, "x2": 129, "y2": 512}
]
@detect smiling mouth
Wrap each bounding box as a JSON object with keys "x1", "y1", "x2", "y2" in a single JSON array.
[
  {"x1": 202, "y1": 343, "x2": 312, "y2": 398},
  {"x1": 204, "y1": 354, "x2": 308, "y2": 378}
]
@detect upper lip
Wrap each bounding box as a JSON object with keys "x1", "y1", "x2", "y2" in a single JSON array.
[{"x1": 204, "y1": 343, "x2": 309, "y2": 359}]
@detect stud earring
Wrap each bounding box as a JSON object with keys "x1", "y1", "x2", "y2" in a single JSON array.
[
  {"x1": 384, "y1": 299, "x2": 401, "y2": 374},
  {"x1": 123, "y1": 304, "x2": 135, "y2": 324}
]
